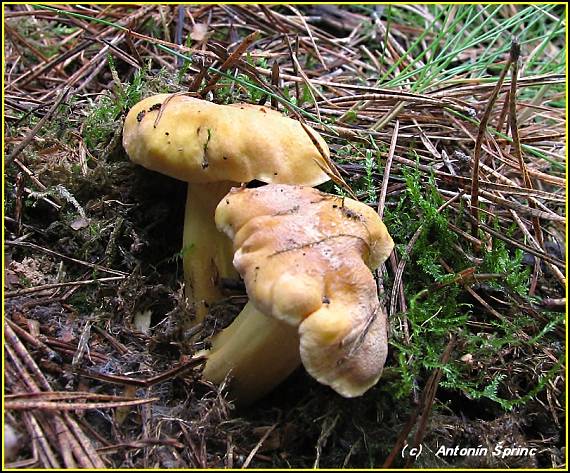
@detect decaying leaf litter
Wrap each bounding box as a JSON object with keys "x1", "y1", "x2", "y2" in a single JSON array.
[{"x1": 3, "y1": 4, "x2": 566, "y2": 469}]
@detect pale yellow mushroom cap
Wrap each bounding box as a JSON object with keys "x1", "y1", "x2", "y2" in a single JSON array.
[
  {"x1": 215, "y1": 184, "x2": 394, "y2": 397},
  {"x1": 122, "y1": 94, "x2": 331, "y2": 186}
]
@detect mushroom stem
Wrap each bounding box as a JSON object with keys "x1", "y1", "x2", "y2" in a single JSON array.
[
  {"x1": 200, "y1": 301, "x2": 301, "y2": 406},
  {"x1": 183, "y1": 181, "x2": 239, "y2": 324}
]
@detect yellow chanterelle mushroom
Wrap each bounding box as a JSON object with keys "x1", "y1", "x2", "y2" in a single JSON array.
[{"x1": 200, "y1": 184, "x2": 395, "y2": 405}]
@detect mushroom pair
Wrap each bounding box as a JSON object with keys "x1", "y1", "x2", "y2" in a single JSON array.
[{"x1": 123, "y1": 94, "x2": 394, "y2": 405}]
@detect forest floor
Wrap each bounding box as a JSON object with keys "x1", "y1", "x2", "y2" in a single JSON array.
[{"x1": 3, "y1": 4, "x2": 566, "y2": 469}]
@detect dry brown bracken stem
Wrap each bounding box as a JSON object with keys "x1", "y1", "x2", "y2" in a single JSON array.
[{"x1": 470, "y1": 44, "x2": 514, "y2": 245}]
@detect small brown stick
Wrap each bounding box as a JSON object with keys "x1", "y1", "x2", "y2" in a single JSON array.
[
  {"x1": 270, "y1": 61, "x2": 280, "y2": 109},
  {"x1": 6, "y1": 319, "x2": 60, "y2": 362},
  {"x1": 495, "y1": 89, "x2": 511, "y2": 133},
  {"x1": 5, "y1": 343, "x2": 43, "y2": 396},
  {"x1": 80, "y1": 357, "x2": 206, "y2": 387},
  {"x1": 6, "y1": 397, "x2": 159, "y2": 411},
  {"x1": 26, "y1": 413, "x2": 61, "y2": 468},
  {"x1": 40, "y1": 347, "x2": 105, "y2": 364},
  {"x1": 361, "y1": 44, "x2": 383, "y2": 72},
  {"x1": 540, "y1": 298, "x2": 566, "y2": 311},
  {"x1": 14, "y1": 172, "x2": 25, "y2": 235},
  {"x1": 371, "y1": 101, "x2": 407, "y2": 132},
  {"x1": 88, "y1": 35, "x2": 141, "y2": 69},
  {"x1": 11, "y1": 158, "x2": 50, "y2": 194},
  {"x1": 41, "y1": 6, "x2": 154, "y2": 94},
  {"x1": 52, "y1": 417, "x2": 78, "y2": 468},
  {"x1": 389, "y1": 224, "x2": 422, "y2": 320},
  {"x1": 397, "y1": 139, "x2": 566, "y2": 189},
  {"x1": 62, "y1": 413, "x2": 108, "y2": 468},
  {"x1": 39, "y1": 337, "x2": 107, "y2": 364},
  {"x1": 5, "y1": 23, "x2": 52, "y2": 63},
  {"x1": 467, "y1": 284, "x2": 521, "y2": 327},
  {"x1": 4, "y1": 276, "x2": 126, "y2": 298},
  {"x1": 5, "y1": 240, "x2": 128, "y2": 276},
  {"x1": 226, "y1": 434, "x2": 234, "y2": 468},
  {"x1": 6, "y1": 391, "x2": 157, "y2": 402},
  {"x1": 290, "y1": 52, "x2": 329, "y2": 115},
  {"x1": 5, "y1": 454, "x2": 40, "y2": 470},
  {"x1": 254, "y1": 71, "x2": 472, "y2": 113},
  {"x1": 152, "y1": 90, "x2": 190, "y2": 128},
  {"x1": 6, "y1": 38, "x2": 88, "y2": 90},
  {"x1": 91, "y1": 325, "x2": 131, "y2": 355},
  {"x1": 286, "y1": 35, "x2": 302, "y2": 103},
  {"x1": 474, "y1": 189, "x2": 564, "y2": 222},
  {"x1": 76, "y1": 417, "x2": 113, "y2": 448},
  {"x1": 322, "y1": 92, "x2": 459, "y2": 109},
  {"x1": 438, "y1": 172, "x2": 564, "y2": 203},
  {"x1": 125, "y1": 32, "x2": 144, "y2": 68},
  {"x1": 298, "y1": 121, "x2": 356, "y2": 199},
  {"x1": 5, "y1": 323, "x2": 52, "y2": 391},
  {"x1": 21, "y1": 186, "x2": 62, "y2": 211},
  {"x1": 389, "y1": 252, "x2": 408, "y2": 340},
  {"x1": 376, "y1": 10, "x2": 424, "y2": 77},
  {"x1": 96, "y1": 438, "x2": 185, "y2": 453},
  {"x1": 470, "y1": 47, "x2": 514, "y2": 243},
  {"x1": 507, "y1": 39, "x2": 545, "y2": 252},
  {"x1": 313, "y1": 414, "x2": 340, "y2": 468},
  {"x1": 257, "y1": 4, "x2": 289, "y2": 33},
  {"x1": 179, "y1": 423, "x2": 206, "y2": 468},
  {"x1": 189, "y1": 59, "x2": 210, "y2": 93},
  {"x1": 201, "y1": 31, "x2": 259, "y2": 95},
  {"x1": 6, "y1": 324, "x2": 100, "y2": 467},
  {"x1": 241, "y1": 423, "x2": 278, "y2": 469},
  {"x1": 447, "y1": 222, "x2": 483, "y2": 247},
  {"x1": 510, "y1": 210, "x2": 565, "y2": 287},
  {"x1": 439, "y1": 258, "x2": 524, "y2": 331}
]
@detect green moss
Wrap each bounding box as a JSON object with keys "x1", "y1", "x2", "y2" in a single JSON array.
[{"x1": 380, "y1": 162, "x2": 559, "y2": 412}]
